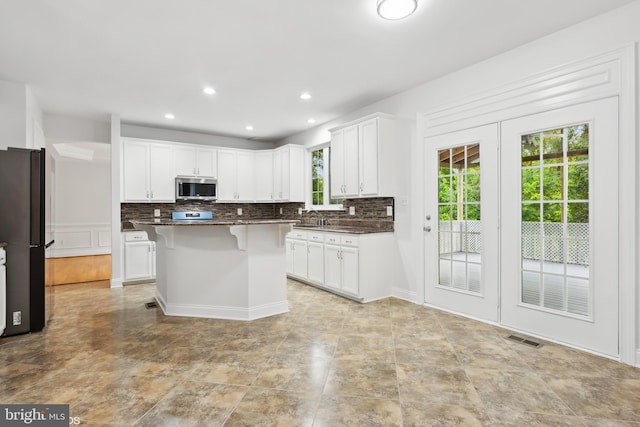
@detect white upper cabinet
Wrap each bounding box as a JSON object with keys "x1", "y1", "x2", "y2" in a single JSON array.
[
  {"x1": 122, "y1": 138, "x2": 175, "y2": 202},
  {"x1": 196, "y1": 148, "x2": 217, "y2": 178},
  {"x1": 359, "y1": 118, "x2": 378, "y2": 196},
  {"x1": 217, "y1": 149, "x2": 255, "y2": 202},
  {"x1": 273, "y1": 145, "x2": 304, "y2": 202},
  {"x1": 174, "y1": 146, "x2": 217, "y2": 177},
  {"x1": 330, "y1": 113, "x2": 397, "y2": 199},
  {"x1": 254, "y1": 151, "x2": 274, "y2": 201},
  {"x1": 122, "y1": 138, "x2": 304, "y2": 204}
]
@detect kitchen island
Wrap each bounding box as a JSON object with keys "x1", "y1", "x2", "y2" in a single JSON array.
[{"x1": 131, "y1": 219, "x2": 299, "y2": 321}]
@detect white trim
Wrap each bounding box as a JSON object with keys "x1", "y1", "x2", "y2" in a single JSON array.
[
  {"x1": 392, "y1": 286, "x2": 418, "y2": 304},
  {"x1": 155, "y1": 289, "x2": 289, "y2": 320},
  {"x1": 49, "y1": 223, "x2": 112, "y2": 257},
  {"x1": 419, "y1": 44, "x2": 636, "y2": 366},
  {"x1": 422, "y1": 45, "x2": 632, "y2": 137},
  {"x1": 110, "y1": 278, "x2": 123, "y2": 288}
]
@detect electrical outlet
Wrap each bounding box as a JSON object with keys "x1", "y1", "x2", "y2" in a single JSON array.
[
  {"x1": 154, "y1": 209, "x2": 161, "y2": 217},
  {"x1": 13, "y1": 311, "x2": 21, "y2": 326},
  {"x1": 386, "y1": 206, "x2": 393, "y2": 216},
  {"x1": 279, "y1": 207, "x2": 283, "y2": 215},
  {"x1": 349, "y1": 206, "x2": 355, "y2": 215},
  {"x1": 237, "y1": 208, "x2": 243, "y2": 216}
]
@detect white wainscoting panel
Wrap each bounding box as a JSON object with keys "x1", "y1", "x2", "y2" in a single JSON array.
[{"x1": 50, "y1": 223, "x2": 111, "y2": 257}]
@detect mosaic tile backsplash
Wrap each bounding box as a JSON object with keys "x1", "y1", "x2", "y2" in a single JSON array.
[{"x1": 121, "y1": 197, "x2": 394, "y2": 231}]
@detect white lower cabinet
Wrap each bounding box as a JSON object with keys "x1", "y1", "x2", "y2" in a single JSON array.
[
  {"x1": 286, "y1": 230, "x2": 308, "y2": 280},
  {"x1": 307, "y1": 241, "x2": 324, "y2": 284},
  {"x1": 287, "y1": 230, "x2": 394, "y2": 302},
  {"x1": 123, "y1": 232, "x2": 156, "y2": 282}
]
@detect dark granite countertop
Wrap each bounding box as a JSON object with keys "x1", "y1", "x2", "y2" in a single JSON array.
[
  {"x1": 0, "y1": 242, "x2": 7, "y2": 248},
  {"x1": 130, "y1": 219, "x2": 300, "y2": 227},
  {"x1": 293, "y1": 224, "x2": 392, "y2": 234}
]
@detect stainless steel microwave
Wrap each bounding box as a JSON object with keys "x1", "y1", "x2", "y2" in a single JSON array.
[{"x1": 175, "y1": 176, "x2": 217, "y2": 201}]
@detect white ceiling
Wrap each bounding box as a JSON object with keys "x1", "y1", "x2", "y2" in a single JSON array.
[{"x1": 0, "y1": 0, "x2": 634, "y2": 142}]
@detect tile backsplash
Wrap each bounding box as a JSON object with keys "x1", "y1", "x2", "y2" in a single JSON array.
[{"x1": 121, "y1": 197, "x2": 394, "y2": 231}]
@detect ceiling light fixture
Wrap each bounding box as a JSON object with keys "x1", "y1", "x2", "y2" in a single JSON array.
[
  {"x1": 307, "y1": 118, "x2": 316, "y2": 124},
  {"x1": 164, "y1": 113, "x2": 175, "y2": 119},
  {"x1": 300, "y1": 92, "x2": 312, "y2": 100},
  {"x1": 376, "y1": 0, "x2": 417, "y2": 20},
  {"x1": 245, "y1": 125, "x2": 254, "y2": 131},
  {"x1": 203, "y1": 86, "x2": 216, "y2": 95}
]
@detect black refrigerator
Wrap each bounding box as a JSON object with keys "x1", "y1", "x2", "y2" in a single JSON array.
[{"x1": 0, "y1": 147, "x2": 49, "y2": 336}]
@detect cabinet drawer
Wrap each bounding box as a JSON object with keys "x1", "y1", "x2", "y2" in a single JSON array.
[
  {"x1": 341, "y1": 235, "x2": 359, "y2": 247},
  {"x1": 124, "y1": 231, "x2": 149, "y2": 242},
  {"x1": 289, "y1": 230, "x2": 308, "y2": 240},
  {"x1": 325, "y1": 234, "x2": 341, "y2": 245},
  {"x1": 308, "y1": 232, "x2": 324, "y2": 243}
]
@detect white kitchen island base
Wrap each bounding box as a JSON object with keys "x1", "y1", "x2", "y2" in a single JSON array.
[{"x1": 134, "y1": 221, "x2": 296, "y2": 321}]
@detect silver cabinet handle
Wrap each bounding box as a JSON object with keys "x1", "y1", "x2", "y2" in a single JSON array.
[
  {"x1": 360, "y1": 183, "x2": 363, "y2": 192},
  {"x1": 150, "y1": 191, "x2": 154, "y2": 199},
  {"x1": 424, "y1": 226, "x2": 431, "y2": 232}
]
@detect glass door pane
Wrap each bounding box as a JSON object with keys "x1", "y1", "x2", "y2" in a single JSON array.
[
  {"x1": 438, "y1": 144, "x2": 481, "y2": 294},
  {"x1": 520, "y1": 124, "x2": 590, "y2": 316}
]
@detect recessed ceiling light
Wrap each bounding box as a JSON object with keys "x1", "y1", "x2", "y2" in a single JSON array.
[
  {"x1": 300, "y1": 92, "x2": 312, "y2": 100},
  {"x1": 245, "y1": 125, "x2": 254, "y2": 131},
  {"x1": 307, "y1": 118, "x2": 316, "y2": 124},
  {"x1": 203, "y1": 86, "x2": 216, "y2": 95},
  {"x1": 164, "y1": 113, "x2": 175, "y2": 119},
  {"x1": 376, "y1": 0, "x2": 417, "y2": 20}
]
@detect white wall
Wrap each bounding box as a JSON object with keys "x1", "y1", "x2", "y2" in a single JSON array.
[
  {"x1": 49, "y1": 151, "x2": 111, "y2": 257},
  {"x1": 0, "y1": 80, "x2": 39, "y2": 150},
  {"x1": 279, "y1": 1, "x2": 640, "y2": 362},
  {"x1": 121, "y1": 123, "x2": 275, "y2": 150},
  {"x1": 44, "y1": 114, "x2": 110, "y2": 144}
]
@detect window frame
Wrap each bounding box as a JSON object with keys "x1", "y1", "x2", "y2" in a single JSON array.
[{"x1": 307, "y1": 143, "x2": 343, "y2": 211}]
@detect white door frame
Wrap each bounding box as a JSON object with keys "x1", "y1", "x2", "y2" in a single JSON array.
[{"x1": 415, "y1": 45, "x2": 637, "y2": 365}]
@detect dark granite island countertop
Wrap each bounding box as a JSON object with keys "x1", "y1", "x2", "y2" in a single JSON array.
[{"x1": 131, "y1": 219, "x2": 300, "y2": 227}]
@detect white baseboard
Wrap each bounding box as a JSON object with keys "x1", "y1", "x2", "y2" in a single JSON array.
[
  {"x1": 636, "y1": 349, "x2": 640, "y2": 368},
  {"x1": 392, "y1": 286, "x2": 418, "y2": 304},
  {"x1": 110, "y1": 278, "x2": 123, "y2": 288},
  {"x1": 155, "y1": 290, "x2": 289, "y2": 321}
]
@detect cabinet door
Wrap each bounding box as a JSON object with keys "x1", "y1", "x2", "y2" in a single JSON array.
[
  {"x1": 343, "y1": 125, "x2": 360, "y2": 197},
  {"x1": 122, "y1": 140, "x2": 149, "y2": 201},
  {"x1": 292, "y1": 240, "x2": 308, "y2": 279},
  {"x1": 196, "y1": 148, "x2": 217, "y2": 177},
  {"x1": 149, "y1": 144, "x2": 175, "y2": 201},
  {"x1": 341, "y1": 246, "x2": 359, "y2": 296},
  {"x1": 236, "y1": 152, "x2": 255, "y2": 201},
  {"x1": 217, "y1": 150, "x2": 237, "y2": 201},
  {"x1": 324, "y1": 244, "x2": 342, "y2": 290},
  {"x1": 330, "y1": 130, "x2": 345, "y2": 197},
  {"x1": 254, "y1": 151, "x2": 274, "y2": 201},
  {"x1": 125, "y1": 241, "x2": 153, "y2": 280},
  {"x1": 272, "y1": 149, "x2": 284, "y2": 200},
  {"x1": 307, "y1": 241, "x2": 324, "y2": 285},
  {"x1": 174, "y1": 146, "x2": 197, "y2": 176},
  {"x1": 288, "y1": 145, "x2": 305, "y2": 202},
  {"x1": 359, "y1": 118, "x2": 378, "y2": 196},
  {"x1": 286, "y1": 238, "x2": 294, "y2": 275},
  {"x1": 273, "y1": 148, "x2": 289, "y2": 201}
]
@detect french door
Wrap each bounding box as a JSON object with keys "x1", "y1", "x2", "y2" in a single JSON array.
[
  {"x1": 424, "y1": 124, "x2": 499, "y2": 322},
  {"x1": 500, "y1": 98, "x2": 619, "y2": 358},
  {"x1": 424, "y1": 98, "x2": 619, "y2": 357}
]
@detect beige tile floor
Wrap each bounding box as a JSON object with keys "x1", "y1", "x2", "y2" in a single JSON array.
[{"x1": 1, "y1": 279, "x2": 639, "y2": 426}]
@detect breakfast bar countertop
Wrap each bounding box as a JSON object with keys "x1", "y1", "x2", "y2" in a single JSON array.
[{"x1": 130, "y1": 219, "x2": 300, "y2": 226}]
